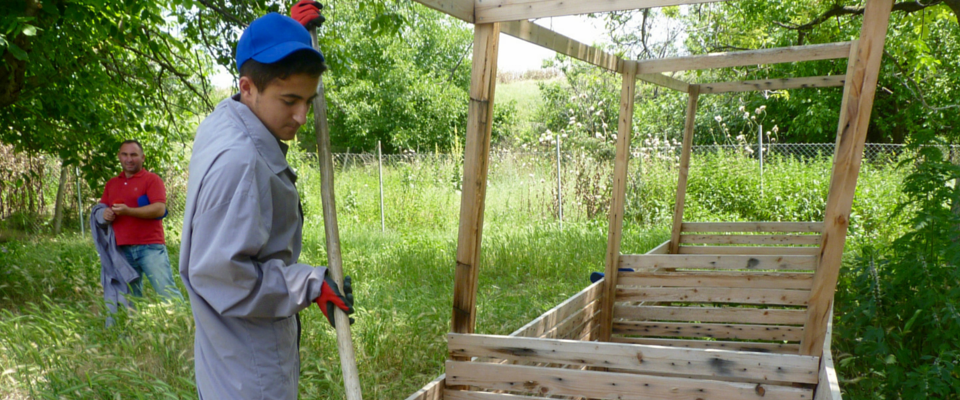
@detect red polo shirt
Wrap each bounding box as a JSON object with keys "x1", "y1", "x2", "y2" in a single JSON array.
[{"x1": 99, "y1": 169, "x2": 166, "y2": 245}]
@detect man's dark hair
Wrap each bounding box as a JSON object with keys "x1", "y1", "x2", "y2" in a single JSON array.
[
  {"x1": 120, "y1": 139, "x2": 144, "y2": 154},
  {"x1": 240, "y1": 49, "x2": 327, "y2": 90}
]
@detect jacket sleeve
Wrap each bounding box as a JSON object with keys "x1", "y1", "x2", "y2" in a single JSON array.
[{"x1": 185, "y1": 157, "x2": 326, "y2": 319}]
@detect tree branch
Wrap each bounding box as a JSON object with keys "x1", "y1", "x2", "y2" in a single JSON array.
[
  {"x1": 778, "y1": 1, "x2": 953, "y2": 45},
  {"x1": 194, "y1": 0, "x2": 248, "y2": 27},
  {"x1": 883, "y1": 49, "x2": 960, "y2": 112}
]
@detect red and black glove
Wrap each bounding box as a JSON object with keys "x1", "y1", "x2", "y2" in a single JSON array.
[
  {"x1": 316, "y1": 274, "x2": 354, "y2": 328},
  {"x1": 291, "y1": 0, "x2": 326, "y2": 30}
]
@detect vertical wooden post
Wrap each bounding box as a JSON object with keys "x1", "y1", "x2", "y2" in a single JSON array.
[
  {"x1": 801, "y1": 0, "x2": 893, "y2": 356},
  {"x1": 599, "y1": 61, "x2": 637, "y2": 342},
  {"x1": 451, "y1": 23, "x2": 500, "y2": 337},
  {"x1": 668, "y1": 85, "x2": 701, "y2": 254}
]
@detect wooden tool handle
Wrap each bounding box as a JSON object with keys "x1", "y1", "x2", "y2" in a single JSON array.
[{"x1": 310, "y1": 29, "x2": 363, "y2": 400}]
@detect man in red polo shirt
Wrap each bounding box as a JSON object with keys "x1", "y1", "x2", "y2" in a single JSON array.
[{"x1": 99, "y1": 140, "x2": 183, "y2": 301}]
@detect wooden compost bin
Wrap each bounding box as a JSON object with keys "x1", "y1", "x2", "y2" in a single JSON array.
[{"x1": 404, "y1": 0, "x2": 894, "y2": 398}]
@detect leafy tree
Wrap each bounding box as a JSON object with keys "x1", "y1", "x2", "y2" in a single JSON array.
[{"x1": 0, "y1": 0, "x2": 215, "y2": 188}]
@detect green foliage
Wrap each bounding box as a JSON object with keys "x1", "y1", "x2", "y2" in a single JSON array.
[{"x1": 834, "y1": 138, "x2": 960, "y2": 399}]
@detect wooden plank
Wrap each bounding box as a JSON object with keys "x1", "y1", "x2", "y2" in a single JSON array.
[
  {"x1": 803, "y1": 0, "x2": 894, "y2": 356},
  {"x1": 615, "y1": 305, "x2": 808, "y2": 325},
  {"x1": 637, "y1": 42, "x2": 853, "y2": 74},
  {"x1": 510, "y1": 281, "x2": 602, "y2": 338},
  {"x1": 448, "y1": 334, "x2": 820, "y2": 384},
  {"x1": 616, "y1": 287, "x2": 810, "y2": 306},
  {"x1": 611, "y1": 336, "x2": 802, "y2": 354},
  {"x1": 404, "y1": 374, "x2": 445, "y2": 400},
  {"x1": 815, "y1": 308, "x2": 841, "y2": 400},
  {"x1": 445, "y1": 361, "x2": 814, "y2": 400},
  {"x1": 699, "y1": 75, "x2": 846, "y2": 94},
  {"x1": 679, "y1": 246, "x2": 820, "y2": 255},
  {"x1": 500, "y1": 20, "x2": 621, "y2": 73},
  {"x1": 681, "y1": 234, "x2": 821, "y2": 246},
  {"x1": 637, "y1": 73, "x2": 691, "y2": 93},
  {"x1": 681, "y1": 222, "x2": 824, "y2": 233},
  {"x1": 445, "y1": 391, "x2": 549, "y2": 400},
  {"x1": 412, "y1": 0, "x2": 474, "y2": 23},
  {"x1": 600, "y1": 61, "x2": 638, "y2": 342},
  {"x1": 452, "y1": 23, "x2": 501, "y2": 338},
  {"x1": 614, "y1": 321, "x2": 804, "y2": 341},
  {"x1": 474, "y1": 0, "x2": 727, "y2": 24},
  {"x1": 539, "y1": 299, "x2": 601, "y2": 340},
  {"x1": 647, "y1": 239, "x2": 672, "y2": 254},
  {"x1": 618, "y1": 271, "x2": 815, "y2": 289},
  {"x1": 620, "y1": 254, "x2": 817, "y2": 271},
  {"x1": 669, "y1": 86, "x2": 701, "y2": 254}
]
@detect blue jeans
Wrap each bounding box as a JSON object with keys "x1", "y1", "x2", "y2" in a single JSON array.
[{"x1": 119, "y1": 244, "x2": 184, "y2": 302}]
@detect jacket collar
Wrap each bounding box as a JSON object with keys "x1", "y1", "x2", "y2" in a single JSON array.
[{"x1": 228, "y1": 94, "x2": 291, "y2": 175}]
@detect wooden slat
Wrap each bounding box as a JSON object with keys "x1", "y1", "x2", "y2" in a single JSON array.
[
  {"x1": 614, "y1": 305, "x2": 808, "y2": 325},
  {"x1": 647, "y1": 239, "x2": 672, "y2": 254},
  {"x1": 679, "y1": 246, "x2": 820, "y2": 255},
  {"x1": 699, "y1": 75, "x2": 846, "y2": 94},
  {"x1": 614, "y1": 321, "x2": 804, "y2": 341},
  {"x1": 681, "y1": 222, "x2": 824, "y2": 233},
  {"x1": 452, "y1": 23, "x2": 500, "y2": 337},
  {"x1": 616, "y1": 287, "x2": 810, "y2": 306},
  {"x1": 637, "y1": 42, "x2": 853, "y2": 74},
  {"x1": 681, "y1": 234, "x2": 821, "y2": 246},
  {"x1": 637, "y1": 73, "x2": 691, "y2": 93},
  {"x1": 618, "y1": 271, "x2": 815, "y2": 289},
  {"x1": 669, "y1": 86, "x2": 701, "y2": 254},
  {"x1": 445, "y1": 361, "x2": 814, "y2": 400},
  {"x1": 510, "y1": 281, "x2": 602, "y2": 338},
  {"x1": 501, "y1": 19, "x2": 622, "y2": 73},
  {"x1": 804, "y1": 0, "x2": 894, "y2": 357},
  {"x1": 412, "y1": 0, "x2": 474, "y2": 23},
  {"x1": 474, "y1": 0, "x2": 727, "y2": 24},
  {"x1": 600, "y1": 61, "x2": 638, "y2": 342},
  {"x1": 405, "y1": 374, "x2": 445, "y2": 400},
  {"x1": 540, "y1": 300, "x2": 601, "y2": 340},
  {"x1": 620, "y1": 254, "x2": 817, "y2": 271},
  {"x1": 448, "y1": 334, "x2": 820, "y2": 384},
  {"x1": 445, "y1": 391, "x2": 549, "y2": 400},
  {"x1": 611, "y1": 336, "x2": 802, "y2": 354},
  {"x1": 815, "y1": 308, "x2": 841, "y2": 399}
]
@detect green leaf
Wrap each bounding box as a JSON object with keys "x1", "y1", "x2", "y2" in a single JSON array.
[
  {"x1": 21, "y1": 24, "x2": 37, "y2": 36},
  {"x1": 6, "y1": 41, "x2": 27, "y2": 60}
]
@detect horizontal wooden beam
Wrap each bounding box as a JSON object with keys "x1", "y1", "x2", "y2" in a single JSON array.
[
  {"x1": 614, "y1": 305, "x2": 808, "y2": 325},
  {"x1": 500, "y1": 20, "x2": 690, "y2": 91},
  {"x1": 700, "y1": 75, "x2": 846, "y2": 94},
  {"x1": 611, "y1": 336, "x2": 802, "y2": 354},
  {"x1": 636, "y1": 42, "x2": 853, "y2": 74},
  {"x1": 501, "y1": 19, "x2": 621, "y2": 72},
  {"x1": 616, "y1": 286, "x2": 810, "y2": 306},
  {"x1": 619, "y1": 254, "x2": 818, "y2": 270},
  {"x1": 446, "y1": 360, "x2": 814, "y2": 399},
  {"x1": 448, "y1": 334, "x2": 820, "y2": 384},
  {"x1": 413, "y1": 0, "x2": 474, "y2": 23},
  {"x1": 681, "y1": 222, "x2": 825, "y2": 233},
  {"x1": 678, "y1": 246, "x2": 821, "y2": 255},
  {"x1": 475, "y1": 0, "x2": 727, "y2": 23},
  {"x1": 614, "y1": 320, "x2": 805, "y2": 341},
  {"x1": 681, "y1": 234, "x2": 822, "y2": 246},
  {"x1": 617, "y1": 270, "x2": 815, "y2": 289}
]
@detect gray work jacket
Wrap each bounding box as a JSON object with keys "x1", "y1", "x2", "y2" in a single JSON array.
[
  {"x1": 90, "y1": 203, "x2": 139, "y2": 327},
  {"x1": 180, "y1": 95, "x2": 327, "y2": 400}
]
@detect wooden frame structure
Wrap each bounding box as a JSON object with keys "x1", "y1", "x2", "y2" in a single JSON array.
[{"x1": 407, "y1": 0, "x2": 894, "y2": 398}]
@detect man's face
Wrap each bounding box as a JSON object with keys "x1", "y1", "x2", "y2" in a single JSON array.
[
  {"x1": 239, "y1": 73, "x2": 320, "y2": 141},
  {"x1": 118, "y1": 143, "x2": 144, "y2": 175}
]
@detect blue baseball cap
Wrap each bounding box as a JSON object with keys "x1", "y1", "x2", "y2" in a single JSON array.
[{"x1": 236, "y1": 13, "x2": 325, "y2": 71}]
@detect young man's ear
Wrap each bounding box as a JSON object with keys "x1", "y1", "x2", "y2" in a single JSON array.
[{"x1": 238, "y1": 76, "x2": 258, "y2": 98}]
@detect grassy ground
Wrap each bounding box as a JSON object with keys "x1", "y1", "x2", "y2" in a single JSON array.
[{"x1": 0, "y1": 148, "x2": 907, "y2": 399}]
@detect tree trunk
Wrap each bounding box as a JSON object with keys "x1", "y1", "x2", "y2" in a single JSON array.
[{"x1": 52, "y1": 162, "x2": 68, "y2": 234}]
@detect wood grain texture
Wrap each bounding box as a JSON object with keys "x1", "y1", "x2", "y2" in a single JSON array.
[
  {"x1": 678, "y1": 246, "x2": 820, "y2": 255},
  {"x1": 614, "y1": 320, "x2": 804, "y2": 341},
  {"x1": 617, "y1": 270, "x2": 815, "y2": 289},
  {"x1": 680, "y1": 234, "x2": 821, "y2": 246},
  {"x1": 637, "y1": 42, "x2": 853, "y2": 74},
  {"x1": 412, "y1": 0, "x2": 474, "y2": 22},
  {"x1": 699, "y1": 76, "x2": 845, "y2": 94},
  {"x1": 803, "y1": 0, "x2": 894, "y2": 356},
  {"x1": 611, "y1": 336, "x2": 802, "y2": 354},
  {"x1": 448, "y1": 334, "x2": 821, "y2": 384},
  {"x1": 614, "y1": 305, "x2": 808, "y2": 325},
  {"x1": 620, "y1": 254, "x2": 817, "y2": 271},
  {"x1": 681, "y1": 222, "x2": 824, "y2": 233},
  {"x1": 452, "y1": 23, "x2": 501, "y2": 336},
  {"x1": 445, "y1": 361, "x2": 815, "y2": 399},
  {"x1": 616, "y1": 287, "x2": 809, "y2": 306},
  {"x1": 669, "y1": 86, "x2": 701, "y2": 254},
  {"x1": 600, "y1": 61, "x2": 638, "y2": 341},
  {"x1": 475, "y1": 0, "x2": 727, "y2": 23}
]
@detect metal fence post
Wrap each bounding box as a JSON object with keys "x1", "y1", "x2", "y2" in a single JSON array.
[
  {"x1": 556, "y1": 136, "x2": 563, "y2": 229},
  {"x1": 759, "y1": 124, "x2": 764, "y2": 197},
  {"x1": 378, "y1": 141, "x2": 385, "y2": 232},
  {"x1": 76, "y1": 166, "x2": 83, "y2": 237}
]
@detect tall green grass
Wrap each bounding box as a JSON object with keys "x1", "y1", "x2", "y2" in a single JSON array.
[{"x1": 1, "y1": 148, "x2": 906, "y2": 399}]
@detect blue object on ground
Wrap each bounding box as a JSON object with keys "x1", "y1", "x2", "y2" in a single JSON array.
[{"x1": 590, "y1": 268, "x2": 634, "y2": 283}]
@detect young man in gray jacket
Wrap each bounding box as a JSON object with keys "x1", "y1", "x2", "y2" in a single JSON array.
[{"x1": 179, "y1": 7, "x2": 354, "y2": 399}]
